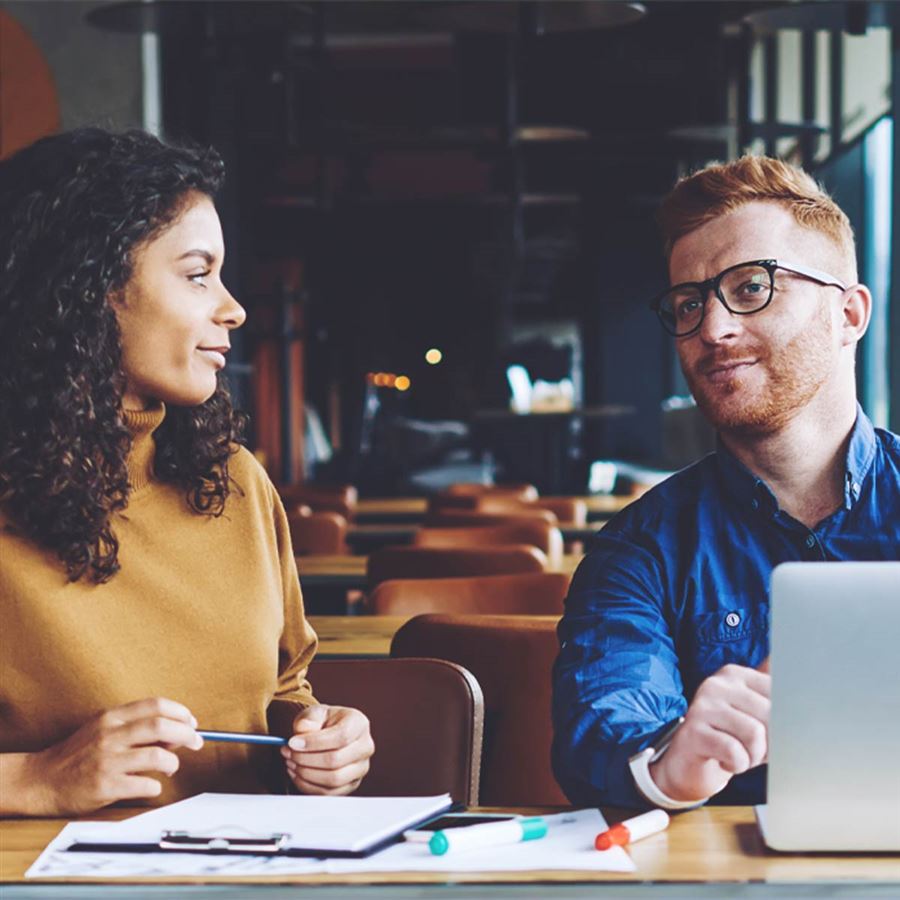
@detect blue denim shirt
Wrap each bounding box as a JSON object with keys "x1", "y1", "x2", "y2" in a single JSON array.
[{"x1": 552, "y1": 409, "x2": 900, "y2": 808}]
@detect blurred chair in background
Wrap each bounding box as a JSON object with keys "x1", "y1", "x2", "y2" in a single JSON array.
[
  {"x1": 298, "y1": 658, "x2": 484, "y2": 804},
  {"x1": 277, "y1": 483, "x2": 358, "y2": 520},
  {"x1": 413, "y1": 521, "x2": 563, "y2": 567},
  {"x1": 391, "y1": 614, "x2": 566, "y2": 807},
  {"x1": 369, "y1": 572, "x2": 570, "y2": 616},
  {"x1": 288, "y1": 510, "x2": 349, "y2": 556},
  {"x1": 367, "y1": 546, "x2": 547, "y2": 590}
]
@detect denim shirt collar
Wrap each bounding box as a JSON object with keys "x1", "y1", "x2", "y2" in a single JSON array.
[{"x1": 715, "y1": 404, "x2": 878, "y2": 516}]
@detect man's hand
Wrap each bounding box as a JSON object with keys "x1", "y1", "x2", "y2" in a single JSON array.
[
  {"x1": 6, "y1": 698, "x2": 202, "y2": 816},
  {"x1": 282, "y1": 705, "x2": 374, "y2": 795},
  {"x1": 650, "y1": 660, "x2": 770, "y2": 803}
]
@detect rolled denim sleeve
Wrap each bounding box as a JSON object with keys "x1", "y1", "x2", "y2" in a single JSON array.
[{"x1": 552, "y1": 530, "x2": 687, "y2": 808}]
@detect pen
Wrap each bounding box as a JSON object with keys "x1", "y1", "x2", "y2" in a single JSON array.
[
  {"x1": 595, "y1": 809, "x2": 669, "y2": 850},
  {"x1": 429, "y1": 817, "x2": 548, "y2": 855},
  {"x1": 197, "y1": 730, "x2": 287, "y2": 747}
]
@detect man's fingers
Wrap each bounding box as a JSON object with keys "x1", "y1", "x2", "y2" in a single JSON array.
[
  {"x1": 757, "y1": 657, "x2": 770, "y2": 675},
  {"x1": 706, "y1": 707, "x2": 767, "y2": 769}
]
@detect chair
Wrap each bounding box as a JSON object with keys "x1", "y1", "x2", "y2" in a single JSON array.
[
  {"x1": 391, "y1": 614, "x2": 567, "y2": 807},
  {"x1": 288, "y1": 510, "x2": 349, "y2": 555},
  {"x1": 413, "y1": 522, "x2": 563, "y2": 566},
  {"x1": 277, "y1": 483, "x2": 358, "y2": 520},
  {"x1": 479, "y1": 496, "x2": 588, "y2": 525},
  {"x1": 428, "y1": 483, "x2": 539, "y2": 513},
  {"x1": 369, "y1": 572, "x2": 570, "y2": 616},
  {"x1": 366, "y1": 546, "x2": 548, "y2": 590},
  {"x1": 445, "y1": 482, "x2": 539, "y2": 501},
  {"x1": 424, "y1": 508, "x2": 557, "y2": 528},
  {"x1": 303, "y1": 658, "x2": 483, "y2": 804}
]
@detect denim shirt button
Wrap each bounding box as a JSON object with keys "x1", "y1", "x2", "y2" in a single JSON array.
[
  {"x1": 725, "y1": 612, "x2": 741, "y2": 628},
  {"x1": 751, "y1": 498, "x2": 759, "y2": 511},
  {"x1": 805, "y1": 534, "x2": 816, "y2": 549}
]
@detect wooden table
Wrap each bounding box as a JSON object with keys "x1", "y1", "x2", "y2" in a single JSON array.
[
  {"x1": 297, "y1": 553, "x2": 583, "y2": 590},
  {"x1": 3, "y1": 806, "x2": 898, "y2": 892},
  {"x1": 355, "y1": 495, "x2": 638, "y2": 524},
  {"x1": 347, "y1": 522, "x2": 600, "y2": 551},
  {"x1": 309, "y1": 614, "x2": 415, "y2": 656}
]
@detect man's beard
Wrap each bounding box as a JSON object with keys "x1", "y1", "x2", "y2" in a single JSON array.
[{"x1": 682, "y1": 307, "x2": 834, "y2": 436}]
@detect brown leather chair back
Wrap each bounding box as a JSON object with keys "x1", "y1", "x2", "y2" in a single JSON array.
[
  {"x1": 428, "y1": 483, "x2": 539, "y2": 513},
  {"x1": 367, "y1": 546, "x2": 547, "y2": 589},
  {"x1": 369, "y1": 572, "x2": 570, "y2": 616},
  {"x1": 306, "y1": 657, "x2": 483, "y2": 804},
  {"x1": 413, "y1": 522, "x2": 563, "y2": 566},
  {"x1": 391, "y1": 614, "x2": 566, "y2": 807},
  {"x1": 445, "y1": 482, "x2": 539, "y2": 500},
  {"x1": 277, "y1": 483, "x2": 358, "y2": 520},
  {"x1": 424, "y1": 508, "x2": 557, "y2": 528},
  {"x1": 288, "y1": 511, "x2": 348, "y2": 555},
  {"x1": 476, "y1": 496, "x2": 588, "y2": 525}
]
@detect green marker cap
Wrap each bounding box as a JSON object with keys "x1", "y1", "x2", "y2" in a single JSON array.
[
  {"x1": 429, "y1": 831, "x2": 450, "y2": 855},
  {"x1": 519, "y1": 817, "x2": 549, "y2": 841}
]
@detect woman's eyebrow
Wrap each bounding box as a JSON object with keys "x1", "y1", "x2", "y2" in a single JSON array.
[{"x1": 176, "y1": 249, "x2": 216, "y2": 264}]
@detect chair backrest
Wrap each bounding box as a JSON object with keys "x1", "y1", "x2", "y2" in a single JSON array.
[
  {"x1": 428, "y1": 483, "x2": 539, "y2": 513},
  {"x1": 474, "y1": 496, "x2": 588, "y2": 525},
  {"x1": 305, "y1": 657, "x2": 483, "y2": 804},
  {"x1": 444, "y1": 482, "x2": 539, "y2": 500},
  {"x1": 277, "y1": 483, "x2": 358, "y2": 519},
  {"x1": 369, "y1": 572, "x2": 570, "y2": 616},
  {"x1": 413, "y1": 522, "x2": 563, "y2": 566},
  {"x1": 423, "y1": 508, "x2": 557, "y2": 528},
  {"x1": 391, "y1": 614, "x2": 566, "y2": 807},
  {"x1": 367, "y1": 546, "x2": 548, "y2": 589},
  {"x1": 288, "y1": 510, "x2": 348, "y2": 555}
]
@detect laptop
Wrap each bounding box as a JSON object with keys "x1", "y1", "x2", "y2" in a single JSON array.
[{"x1": 758, "y1": 561, "x2": 900, "y2": 852}]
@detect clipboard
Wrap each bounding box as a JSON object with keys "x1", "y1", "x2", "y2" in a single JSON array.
[{"x1": 64, "y1": 793, "x2": 457, "y2": 859}]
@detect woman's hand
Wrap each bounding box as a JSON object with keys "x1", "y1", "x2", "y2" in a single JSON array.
[
  {"x1": 281, "y1": 705, "x2": 374, "y2": 795},
  {"x1": 3, "y1": 697, "x2": 202, "y2": 816}
]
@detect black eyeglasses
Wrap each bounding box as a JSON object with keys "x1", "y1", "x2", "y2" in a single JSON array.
[{"x1": 651, "y1": 258, "x2": 847, "y2": 337}]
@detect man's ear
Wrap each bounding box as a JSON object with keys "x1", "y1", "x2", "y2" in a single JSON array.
[{"x1": 838, "y1": 283, "x2": 872, "y2": 348}]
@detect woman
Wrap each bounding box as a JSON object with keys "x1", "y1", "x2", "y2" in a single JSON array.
[{"x1": 0, "y1": 128, "x2": 373, "y2": 816}]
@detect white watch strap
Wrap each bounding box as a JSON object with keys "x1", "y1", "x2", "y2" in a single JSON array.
[{"x1": 628, "y1": 747, "x2": 708, "y2": 811}]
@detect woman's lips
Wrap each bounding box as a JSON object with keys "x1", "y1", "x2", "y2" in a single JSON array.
[{"x1": 197, "y1": 347, "x2": 227, "y2": 367}]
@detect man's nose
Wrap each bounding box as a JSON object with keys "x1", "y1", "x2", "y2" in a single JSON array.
[{"x1": 696, "y1": 291, "x2": 740, "y2": 343}]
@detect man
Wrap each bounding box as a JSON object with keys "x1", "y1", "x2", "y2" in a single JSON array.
[{"x1": 552, "y1": 156, "x2": 900, "y2": 809}]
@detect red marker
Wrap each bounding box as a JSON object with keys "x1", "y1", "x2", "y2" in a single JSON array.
[{"x1": 595, "y1": 809, "x2": 670, "y2": 850}]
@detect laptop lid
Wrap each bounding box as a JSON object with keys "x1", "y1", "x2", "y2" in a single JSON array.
[{"x1": 765, "y1": 561, "x2": 900, "y2": 851}]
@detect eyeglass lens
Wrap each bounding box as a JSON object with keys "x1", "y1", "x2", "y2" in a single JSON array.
[{"x1": 659, "y1": 263, "x2": 773, "y2": 335}]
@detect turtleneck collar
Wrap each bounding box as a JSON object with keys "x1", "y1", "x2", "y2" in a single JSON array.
[{"x1": 123, "y1": 402, "x2": 166, "y2": 492}]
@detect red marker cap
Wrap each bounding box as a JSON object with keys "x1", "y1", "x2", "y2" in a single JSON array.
[{"x1": 595, "y1": 822, "x2": 630, "y2": 850}]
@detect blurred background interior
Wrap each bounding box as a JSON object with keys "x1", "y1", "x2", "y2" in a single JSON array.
[{"x1": 2, "y1": 0, "x2": 897, "y2": 498}]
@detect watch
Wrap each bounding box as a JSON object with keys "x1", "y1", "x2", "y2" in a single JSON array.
[{"x1": 628, "y1": 716, "x2": 708, "y2": 811}]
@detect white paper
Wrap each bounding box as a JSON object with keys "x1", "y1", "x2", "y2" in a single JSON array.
[
  {"x1": 93, "y1": 792, "x2": 453, "y2": 853},
  {"x1": 26, "y1": 823, "x2": 327, "y2": 878},
  {"x1": 324, "y1": 809, "x2": 635, "y2": 873},
  {"x1": 26, "y1": 807, "x2": 635, "y2": 878}
]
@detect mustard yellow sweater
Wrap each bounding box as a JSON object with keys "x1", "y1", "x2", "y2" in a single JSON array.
[{"x1": 0, "y1": 404, "x2": 317, "y2": 805}]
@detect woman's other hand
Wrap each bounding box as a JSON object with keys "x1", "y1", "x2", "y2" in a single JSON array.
[
  {"x1": 282, "y1": 705, "x2": 374, "y2": 795},
  {"x1": 0, "y1": 697, "x2": 202, "y2": 816}
]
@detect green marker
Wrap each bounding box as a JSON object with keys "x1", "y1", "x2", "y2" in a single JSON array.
[{"x1": 429, "y1": 816, "x2": 548, "y2": 855}]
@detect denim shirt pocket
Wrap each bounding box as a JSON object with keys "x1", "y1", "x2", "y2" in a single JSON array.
[{"x1": 684, "y1": 602, "x2": 770, "y2": 694}]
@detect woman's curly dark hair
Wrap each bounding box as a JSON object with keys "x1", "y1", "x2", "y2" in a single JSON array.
[{"x1": 0, "y1": 128, "x2": 248, "y2": 583}]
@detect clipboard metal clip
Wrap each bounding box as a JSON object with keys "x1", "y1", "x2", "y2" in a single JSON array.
[{"x1": 159, "y1": 830, "x2": 289, "y2": 853}]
